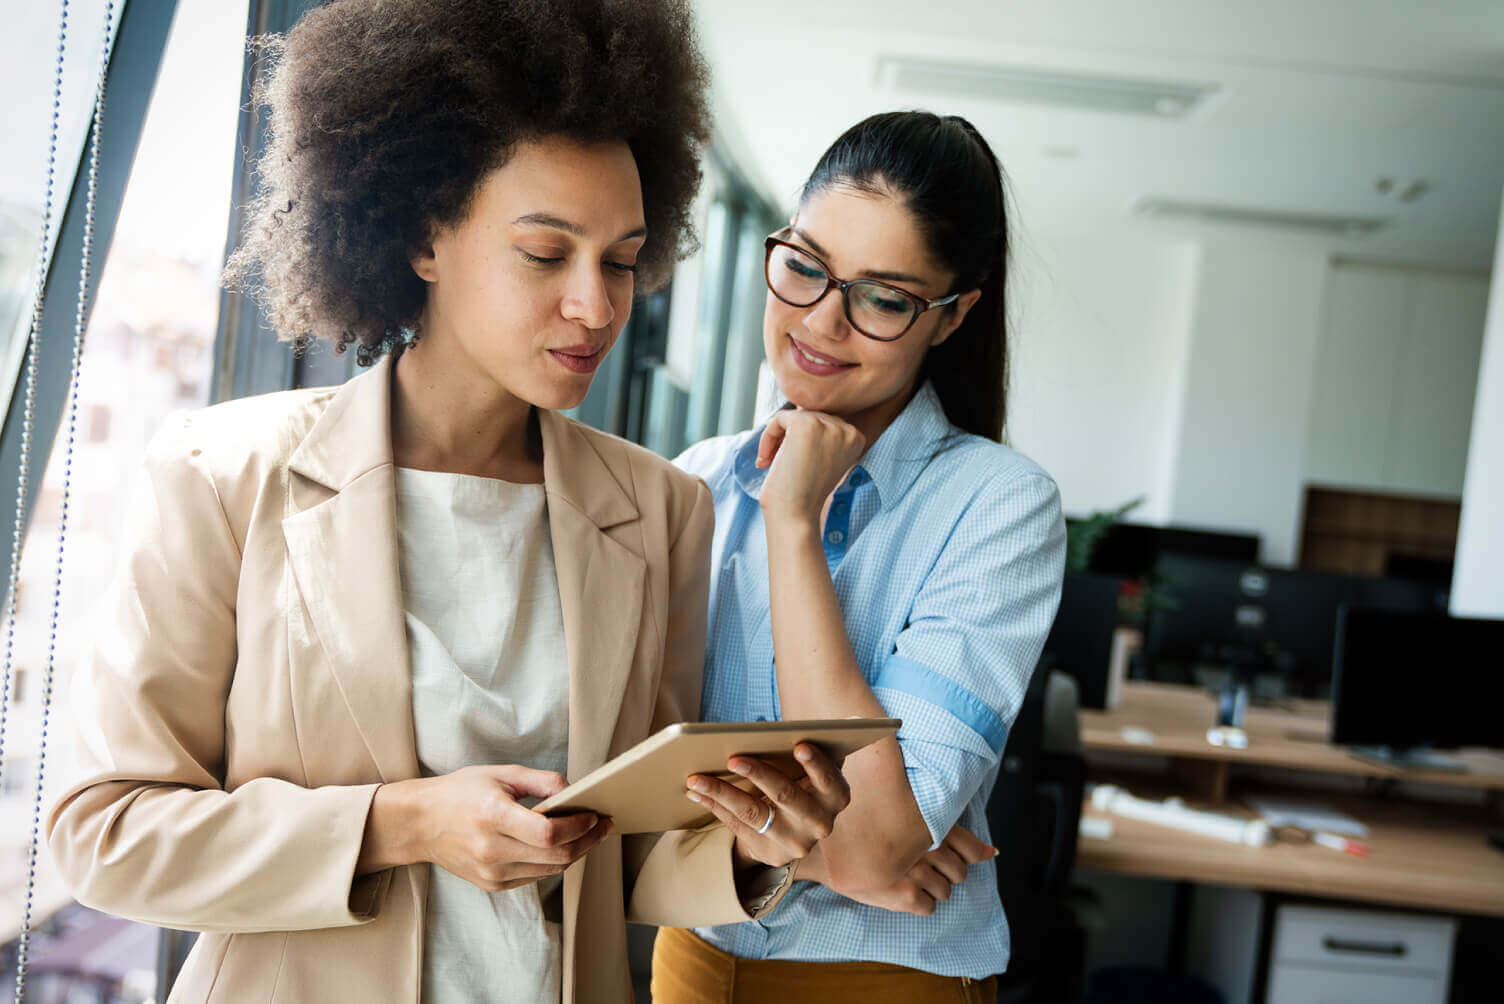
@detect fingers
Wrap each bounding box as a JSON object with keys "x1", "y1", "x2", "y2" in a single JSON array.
[
  {"x1": 942, "y1": 823, "x2": 997, "y2": 867},
  {"x1": 793, "y1": 743, "x2": 850, "y2": 805},
  {"x1": 502, "y1": 814, "x2": 615, "y2": 872},
  {"x1": 471, "y1": 816, "x2": 614, "y2": 892},
  {"x1": 688, "y1": 752, "x2": 849, "y2": 871},
  {"x1": 757, "y1": 411, "x2": 866, "y2": 470},
  {"x1": 688, "y1": 772, "x2": 783, "y2": 838},
  {"x1": 890, "y1": 878, "x2": 938, "y2": 916},
  {"x1": 756, "y1": 414, "x2": 790, "y2": 469},
  {"x1": 559, "y1": 812, "x2": 614, "y2": 859},
  {"x1": 925, "y1": 843, "x2": 969, "y2": 886},
  {"x1": 489, "y1": 764, "x2": 570, "y2": 801},
  {"x1": 476, "y1": 859, "x2": 571, "y2": 889},
  {"x1": 728, "y1": 755, "x2": 838, "y2": 839},
  {"x1": 499, "y1": 799, "x2": 599, "y2": 849},
  {"x1": 685, "y1": 748, "x2": 852, "y2": 868},
  {"x1": 689, "y1": 781, "x2": 780, "y2": 861},
  {"x1": 910, "y1": 862, "x2": 953, "y2": 905},
  {"x1": 812, "y1": 412, "x2": 865, "y2": 458}
]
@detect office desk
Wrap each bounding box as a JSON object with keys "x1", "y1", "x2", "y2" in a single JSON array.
[
  {"x1": 1074, "y1": 682, "x2": 1504, "y2": 919},
  {"x1": 1079, "y1": 681, "x2": 1504, "y2": 802},
  {"x1": 1078, "y1": 779, "x2": 1504, "y2": 918}
]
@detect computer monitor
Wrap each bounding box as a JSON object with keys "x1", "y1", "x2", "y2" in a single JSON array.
[
  {"x1": 1085, "y1": 522, "x2": 1260, "y2": 580},
  {"x1": 1040, "y1": 572, "x2": 1121, "y2": 710},
  {"x1": 1384, "y1": 552, "x2": 1454, "y2": 588},
  {"x1": 1353, "y1": 574, "x2": 1449, "y2": 616},
  {"x1": 1144, "y1": 555, "x2": 1443, "y2": 696},
  {"x1": 1331, "y1": 609, "x2": 1503, "y2": 764}
]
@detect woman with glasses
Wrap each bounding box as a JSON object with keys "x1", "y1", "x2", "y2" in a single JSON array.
[
  {"x1": 44, "y1": 2, "x2": 852, "y2": 1001},
  {"x1": 655, "y1": 111, "x2": 1066, "y2": 1002}
]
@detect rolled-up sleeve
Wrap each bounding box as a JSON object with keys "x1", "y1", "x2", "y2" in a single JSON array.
[{"x1": 872, "y1": 473, "x2": 1065, "y2": 848}]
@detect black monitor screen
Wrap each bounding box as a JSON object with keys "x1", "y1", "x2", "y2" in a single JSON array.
[
  {"x1": 1041, "y1": 572, "x2": 1121, "y2": 710},
  {"x1": 1145, "y1": 556, "x2": 1442, "y2": 693},
  {"x1": 1331, "y1": 609, "x2": 1503, "y2": 750},
  {"x1": 1384, "y1": 553, "x2": 1454, "y2": 587},
  {"x1": 1353, "y1": 575, "x2": 1449, "y2": 616},
  {"x1": 1087, "y1": 522, "x2": 1259, "y2": 580}
]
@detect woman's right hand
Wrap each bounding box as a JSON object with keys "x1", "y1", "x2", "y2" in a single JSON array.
[
  {"x1": 755, "y1": 410, "x2": 866, "y2": 526},
  {"x1": 358, "y1": 765, "x2": 613, "y2": 893}
]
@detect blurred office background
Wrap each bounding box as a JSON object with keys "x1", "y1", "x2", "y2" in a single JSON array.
[{"x1": 1, "y1": 2, "x2": 1502, "y2": 1002}]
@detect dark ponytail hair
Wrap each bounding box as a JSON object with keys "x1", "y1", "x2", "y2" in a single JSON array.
[{"x1": 801, "y1": 111, "x2": 1009, "y2": 441}]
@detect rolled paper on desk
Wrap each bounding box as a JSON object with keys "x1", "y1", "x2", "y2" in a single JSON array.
[{"x1": 1090, "y1": 784, "x2": 1271, "y2": 847}]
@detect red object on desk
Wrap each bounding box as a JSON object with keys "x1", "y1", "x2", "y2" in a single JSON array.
[{"x1": 1313, "y1": 831, "x2": 1369, "y2": 857}]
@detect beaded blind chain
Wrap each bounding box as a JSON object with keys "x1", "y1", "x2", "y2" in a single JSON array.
[
  {"x1": 2, "y1": 1, "x2": 115, "y2": 1000},
  {"x1": 0, "y1": 0, "x2": 69, "y2": 808}
]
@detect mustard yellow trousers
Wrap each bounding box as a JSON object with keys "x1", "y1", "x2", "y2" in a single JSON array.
[{"x1": 650, "y1": 926, "x2": 998, "y2": 1004}]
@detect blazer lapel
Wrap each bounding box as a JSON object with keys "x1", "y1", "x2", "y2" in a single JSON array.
[
  {"x1": 280, "y1": 372, "x2": 646, "y2": 786},
  {"x1": 280, "y1": 375, "x2": 648, "y2": 1002},
  {"x1": 539, "y1": 409, "x2": 645, "y2": 780},
  {"x1": 282, "y1": 355, "x2": 420, "y2": 784},
  {"x1": 540, "y1": 411, "x2": 646, "y2": 1004}
]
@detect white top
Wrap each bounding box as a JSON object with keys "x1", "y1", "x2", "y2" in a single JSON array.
[{"x1": 396, "y1": 467, "x2": 570, "y2": 1004}]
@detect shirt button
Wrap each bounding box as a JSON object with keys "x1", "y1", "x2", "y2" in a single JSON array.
[
  {"x1": 827, "y1": 530, "x2": 845, "y2": 544},
  {"x1": 755, "y1": 715, "x2": 768, "y2": 722}
]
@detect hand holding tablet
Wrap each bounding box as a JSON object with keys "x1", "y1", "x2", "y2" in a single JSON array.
[
  {"x1": 685, "y1": 738, "x2": 854, "y2": 870},
  {"x1": 534, "y1": 718, "x2": 900, "y2": 836}
]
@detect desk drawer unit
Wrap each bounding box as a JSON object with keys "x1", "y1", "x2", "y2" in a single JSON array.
[{"x1": 1266, "y1": 905, "x2": 1456, "y2": 1004}]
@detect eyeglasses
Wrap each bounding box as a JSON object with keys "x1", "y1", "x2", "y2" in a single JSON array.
[{"x1": 763, "y1": 232, "x2": 959, "y2": 342}]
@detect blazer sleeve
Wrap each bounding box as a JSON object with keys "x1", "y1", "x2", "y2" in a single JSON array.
[
  {"x1": 622, "y1": 478, "x2": 793, "y2": 927},
  {"x1": 45, "y1": 422, "x2": 387, "y2": 934}
]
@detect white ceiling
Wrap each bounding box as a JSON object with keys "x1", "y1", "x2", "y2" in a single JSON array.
[{"x1": 694, "y1": 0, "x2": 1504, "y2": 268}]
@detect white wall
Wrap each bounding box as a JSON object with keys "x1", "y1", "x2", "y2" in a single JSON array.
[
  {"x1": 1165, "y1": 237, "x2": 1329, "y2": 564},
  {"x1": 1008, "y1": 220, "x2": 1199, "y2": 525},
  {"x1": 1451, "y1": 196, "x2": 1504, "y2": 618},
  {"x1": 1007, "y1": 220, "x2": 1486, "y2": 568},
  {"x1": 1303, "y1": 264, "x2": 1409, "y2": 488}
]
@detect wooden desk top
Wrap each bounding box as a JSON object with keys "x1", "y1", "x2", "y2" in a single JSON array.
[
  {"x1": 1080, "y1": 682, "x2": 1504, "y2": 790},
  {"x1": 1077, "y1": 782, "x2": 1504, "y2": 918}
]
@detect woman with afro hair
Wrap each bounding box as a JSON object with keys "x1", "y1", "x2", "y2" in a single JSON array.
[{"x1": 45, "y1": 2, "x2": 850, "y2": 1001}]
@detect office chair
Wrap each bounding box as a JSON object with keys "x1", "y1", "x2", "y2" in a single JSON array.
[{"x1": 990, "y1": 667, "x2": 1089, "y2": 1004}]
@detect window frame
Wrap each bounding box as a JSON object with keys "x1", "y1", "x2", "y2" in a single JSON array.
[{"x1": 0, "y1": 0, "x2": 177, "y2": 628}]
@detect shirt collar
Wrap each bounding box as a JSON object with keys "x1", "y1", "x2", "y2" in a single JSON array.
[{"x1": 732, "y1": 381, "x2": 956, "y2": 511}]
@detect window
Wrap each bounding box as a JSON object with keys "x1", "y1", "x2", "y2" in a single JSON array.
[
  {"x1": 0, "y1": 3, "x2": 249, "y2": 1000},
  {"x1": 571, "y1": 154, "x2": 780, "y2": 456},
  {"x1": 0, "y1": 0, "x2": 119, "y2": 414}
]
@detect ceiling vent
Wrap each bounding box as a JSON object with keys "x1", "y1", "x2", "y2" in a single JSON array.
[
  {"x1": 876, "y1": 57, "x2": 1217, "y2": 118},
  {"x1": 1135, "y1": 198, "x2": 1389, "y2": 237}
]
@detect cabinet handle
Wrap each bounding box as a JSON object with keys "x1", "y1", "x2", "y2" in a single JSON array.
[{"x1": 1321, "y1": 936, "x2": 1407, "y2": 958}]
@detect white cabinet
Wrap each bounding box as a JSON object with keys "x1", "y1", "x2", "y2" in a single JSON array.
[
  {"x1": 1304, "y1": 263, "x2": 1489, "y2": 498},
  {"x1": 1267, "y1": 969, "x2": 1443, "y2": 1004},
  {"x1": 1266, "y1": 904, "x2": 1456, "y2": 1004}
]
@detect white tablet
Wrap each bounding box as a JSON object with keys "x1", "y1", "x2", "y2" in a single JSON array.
[{"x1": 534, "y1": 718, "x2": 900, "y2": 834}]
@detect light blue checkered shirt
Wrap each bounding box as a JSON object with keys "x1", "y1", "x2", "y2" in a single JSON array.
[{"x1": 674, "y1": 381, "x2": 1065, "y2": 979}]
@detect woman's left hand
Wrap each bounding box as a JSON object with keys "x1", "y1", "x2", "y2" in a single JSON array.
[
  {"x1": 686, "y1": 742, "x2": 852, "y2": 868},
  {"x1": 882, "y1": 823, "x2": 997, "y2": 914}
]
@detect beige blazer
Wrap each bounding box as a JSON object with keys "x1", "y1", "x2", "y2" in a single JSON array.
[{"x1": 47, "y1": 355, "x2": 780, "y2": 1002}]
